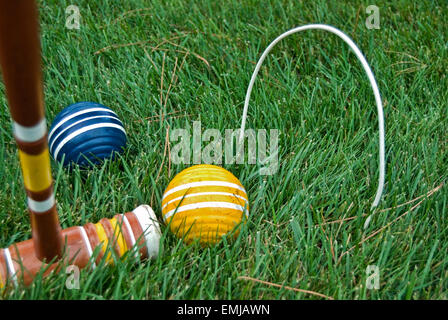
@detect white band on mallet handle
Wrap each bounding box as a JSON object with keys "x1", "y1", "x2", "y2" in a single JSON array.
[{"x1": 13, "y1": 119, "x2": 46, "y2": 143}]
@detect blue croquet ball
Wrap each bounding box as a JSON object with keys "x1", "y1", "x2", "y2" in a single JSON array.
[{"x1": 48, "y1": 101, "x2": 127, "y2": 167}]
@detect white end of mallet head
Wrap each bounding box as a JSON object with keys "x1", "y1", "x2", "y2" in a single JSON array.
[{"x1": 132, "y1": 204, "x2": 161, "y2": 259}]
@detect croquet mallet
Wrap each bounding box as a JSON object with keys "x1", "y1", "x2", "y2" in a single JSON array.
[{"x1": 0, "y1": 0, "x2": 161, "y2": 289}]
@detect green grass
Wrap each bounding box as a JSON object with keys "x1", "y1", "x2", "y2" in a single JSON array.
[{"x1": 1, "y1": 0, "x2": 447, "y2": 299}]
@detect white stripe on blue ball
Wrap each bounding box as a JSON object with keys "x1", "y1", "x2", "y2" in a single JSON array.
[
  {"x1": 48, "y1": 102, "x2": 127, "y2": 167},
  {"x1": 47, "y1": 107, "x2": 118, "y2": 141},
  {"x1": 49, "y1": 115, "x2": 123, "y2": 155}
]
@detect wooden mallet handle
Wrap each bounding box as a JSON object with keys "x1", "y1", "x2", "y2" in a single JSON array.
[{"x1": 0, "y1": 0, "x2": 63, "y2": 261}]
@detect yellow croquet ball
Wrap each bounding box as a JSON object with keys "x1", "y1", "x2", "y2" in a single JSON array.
[{"x1": 161, "y1": 164, "x2": 249, "y2": 244}]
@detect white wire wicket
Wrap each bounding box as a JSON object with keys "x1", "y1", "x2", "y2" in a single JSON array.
[{"x1": 239, "y1": 24, "x2": 385, "y2": 222}]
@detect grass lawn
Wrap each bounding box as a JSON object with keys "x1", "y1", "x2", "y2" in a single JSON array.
[{"x1": 0, "y1": 0, "x2": 447, "y2": 299}]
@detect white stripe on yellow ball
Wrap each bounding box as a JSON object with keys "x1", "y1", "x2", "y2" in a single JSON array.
[
  {"x1": 162, "y1": 185, "x2": 248, "y2": 207},
  {"x1": 161, "y1": 164, "x2": 249, "y2": 244},
  {"x1": 162, "y1": 191, "x2": 247, "y2": 210},
  {"x1": 164, "y1": 201, "x2": 246, "y2": 219},
  {"x1": 162, "y1": 180, "x2": 246, "y2": 200}
]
